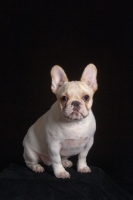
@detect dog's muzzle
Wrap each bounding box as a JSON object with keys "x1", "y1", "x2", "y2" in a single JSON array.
[{"x1": 71, "y1": 101, "x2": 81, "y2": 111}]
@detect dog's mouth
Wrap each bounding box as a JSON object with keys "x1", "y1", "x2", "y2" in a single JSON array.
[
  {"x1": 71, "y1": 110, "x2": 80, "y2": 115},
  {"x1": 63, "y1": 110, "x2": 84, "y2": 121}
]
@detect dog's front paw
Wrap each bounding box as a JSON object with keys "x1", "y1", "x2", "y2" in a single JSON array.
[
  {"x1": 77, "y1": 166, "x2": 91, "y2": 173},
  {"x1": 31, "y1": 164, "x2": 44, "y2": 173},
  {"x1": 55, "y1": 170, "x2": 70, "y2": 179},
  {"x1": 62, "y1": 159, "x2": 73, "y2": 168}
]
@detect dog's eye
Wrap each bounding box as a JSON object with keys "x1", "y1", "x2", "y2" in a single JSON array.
[
  {"x1": 83, "y1": 95, "x2": 89, "y2": 101},
  {"x1": 61, "y1": 96, "x2": 68, "y2": 102}
]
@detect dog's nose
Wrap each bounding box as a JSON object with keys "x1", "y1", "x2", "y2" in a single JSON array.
[{"x1": 71, "y1": 101, "x2": 80, "y2": 108}]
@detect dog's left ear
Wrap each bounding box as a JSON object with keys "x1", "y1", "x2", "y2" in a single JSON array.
[
  {"x1": 51, "y1": 65, "x2": 68, "y2": 94},
  {"x1": 80, "y1": 64, "x2": 98, "y2": 92}
]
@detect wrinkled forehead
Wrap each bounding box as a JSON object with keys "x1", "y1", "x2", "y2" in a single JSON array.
[{"x1": 57, "y1": 81, "x2": 93, "y2": 97}]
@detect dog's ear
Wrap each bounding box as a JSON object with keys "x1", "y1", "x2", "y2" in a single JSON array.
[
  {"x1": 51, "y1": 65, "x2": 68, "y2": 94},
  {"x1": 80, "y1": 64, "x2": 98, "y2": 92}
]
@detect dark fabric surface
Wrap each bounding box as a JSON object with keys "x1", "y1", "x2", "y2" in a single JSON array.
[{"x1": 0, "y1": 163, "x2": 132, "y2": 200}]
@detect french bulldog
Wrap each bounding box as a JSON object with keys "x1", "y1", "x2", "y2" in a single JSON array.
[{"x1": 23, "y1": 64, "x2": 98, "y2": 178}]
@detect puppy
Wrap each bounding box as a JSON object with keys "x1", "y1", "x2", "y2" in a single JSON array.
[{"x1": 23, "y1": 64, "x2": 98, "y2": 178}]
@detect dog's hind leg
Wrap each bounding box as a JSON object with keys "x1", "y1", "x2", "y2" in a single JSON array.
[
  {"x1": 61, "y1": 157, "x2": 73, "y2": 168},
  {"x1": 23, "y1": 146, "x2": 44, "y2": 173}
]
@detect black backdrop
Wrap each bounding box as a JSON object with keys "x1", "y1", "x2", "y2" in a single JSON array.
[{"x1": 1, "y1": 1, "x2": 133, "y2": 195}]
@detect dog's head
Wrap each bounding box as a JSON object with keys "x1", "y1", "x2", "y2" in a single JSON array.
[{"x1": 51, "y1": 64, "x2": 98, "y2": 120}]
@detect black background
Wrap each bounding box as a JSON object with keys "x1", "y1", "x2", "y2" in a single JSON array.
[{"x1": 1, "y1": 0, "x2": 133, "y2": 195}]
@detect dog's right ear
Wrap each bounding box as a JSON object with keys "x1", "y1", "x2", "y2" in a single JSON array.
[
  {"x1": 80, "y1": 63, "x2": 98, "y2": 92},
  {"x1": 51, "y1": 65, "x2": 68, "y2": 94}
]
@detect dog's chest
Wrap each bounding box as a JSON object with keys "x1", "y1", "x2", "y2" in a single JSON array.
[
  {"x1": 62, "y1": 137, "x2": 88, "y2": 149},
  {"x1": 60, "y1": 137, "x2": 89, "y2": 157}
]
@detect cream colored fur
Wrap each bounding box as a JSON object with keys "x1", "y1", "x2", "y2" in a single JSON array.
[{"x1": 23, "y1": 64, "x2": 98, "y2": 178}]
